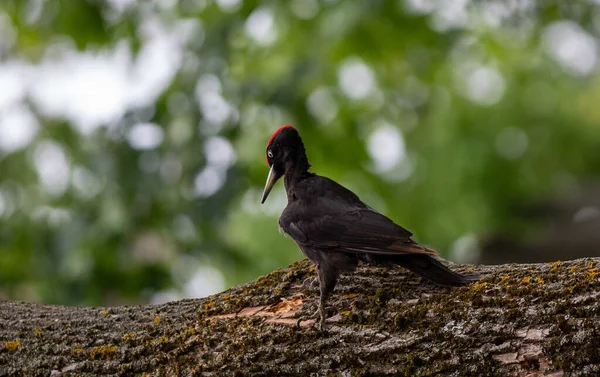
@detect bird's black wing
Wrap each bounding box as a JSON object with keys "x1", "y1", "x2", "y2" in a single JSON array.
[{"x1": 285, "y1": 207, "x2": 438, "y2": 256}]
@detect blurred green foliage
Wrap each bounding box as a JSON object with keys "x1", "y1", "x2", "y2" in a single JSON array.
[{"x1": 0, "y1": 0, "x2": 599, "y2": 305}]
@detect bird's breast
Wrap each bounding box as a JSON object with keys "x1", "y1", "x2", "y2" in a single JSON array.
[{"x1": 277, "y1": 223, "x2": 289, "y2": 238}]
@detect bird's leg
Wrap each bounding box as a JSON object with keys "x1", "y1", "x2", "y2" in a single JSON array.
[
  {"x1": 314, "y1": 266, "x2": 338, "y2": 331},
  {"x1": 315, "y1": 292, "x2": 327, "y2": 331},
  {"x1": 297, "y1": 268, "x2": 321, "y2": 328},
  {"x1": 297, "y1": 264, "x2": 339, "y2": 330}
]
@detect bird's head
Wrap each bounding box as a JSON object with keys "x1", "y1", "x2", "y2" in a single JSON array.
[{"x1": 261, "y1": 125, "x2": 308, "y2": 203}]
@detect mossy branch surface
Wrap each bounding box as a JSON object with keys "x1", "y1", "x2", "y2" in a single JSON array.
[{"x1": 1, "y1": 258, "x2": 599, "y2": 376}]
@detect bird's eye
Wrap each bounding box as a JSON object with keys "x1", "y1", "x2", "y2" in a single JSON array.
[{"x1": 267, "y1": 150, "x2": 273, "y2": 158}]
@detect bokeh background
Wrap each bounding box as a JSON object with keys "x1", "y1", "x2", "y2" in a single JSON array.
[{"x1": 1, "y1": 0, "x2": 599, "y2": 306}]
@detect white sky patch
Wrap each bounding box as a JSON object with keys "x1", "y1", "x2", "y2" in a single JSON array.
[
  {"x1": 405, "y1": 0, "x2": 468, "y2": 31},
  {"x1": 245, "y1": 7, "x2": 277, "y2": 45},
  {"x1": 184, "y1": 265, "x2": 226, "y2": 298},
  {"x1": 194, "y1": 166, "x2": 225, "y2": 197},
  {"x1": 131, "y1": 18, "x2": 183, "y2": 101},
  {"x1": 216, "y1": 0, "x2": 242, "y2": 13},
  {"x1": 367, "y1": 122, "x2": 406, "y2": 173},
  {"x1": 26, "y1": 18, "x2": 182, "y2": 135},
  {"x1": 306, "y1": 86, "x2": 338, "y2": 124},
  {"x1": 403, "y1": 0, "x2": 436, "y2": 14},
  {"x1": 151, "y1": 289, "x2": 180, "y2": 304},
  {"x1": 543, "y1": 21, "x2": 597, "y2": 76},
  {"x1": 196, "y1": 74, "x2": 222, "y2": 94},
  {"x1": 463, "y1": 65, "x2": 505, "y2": 106},
  {"x1": 478, "y1": 2, "x2": 505, "y2": 28},
  {"x1": 430, "y1": 0, "x2": 468, "y2": 31},
  {"x1": 199, "y1": 92, "x2": 232, "y2": 126},
  {"x1": 33, "y1": 141, "x2": 71, "y2": 197},
  {"x1": 127, "y1": 123, "x2": 164, "y2": 150},
  {"x1": 30, "y1": 43, "x2": 131, "y2": 134},
  {"x1": 476, "y1": 1, "x2": 533, "y2": 29},
  {"x1": 338, "y1": 58, "x2": 376, "y2": 100},
  {"x1": 71, "y1": 166, "x2": 103, "y2": 200},
  {"x1": 173, "y1": 18, "x2": 203, "y2": 47},
  {"x1": 195, "y1": 75, "x2": 236, "y2": 131},
  {"x1": 204, "y1": 136, "x2": 237, "y2": 169},
  {"x1": 0, "y1": 61, "x2": 28, "y2": 112},
  {"x1": 0, "y1": 105, "x2": 40, "y2": 154},
  {"x1": 170, "y1": 254, "x2": 201, "y2": 286},
  {"x1": 105, "y1": 0, "x2": 135, "y2": 14},
  {"x1": 495, "y1": 127, "x2": 529, "y2": 160},
  {"x1": 151, "y1": 260, "x2": 226, "y2": 304}
]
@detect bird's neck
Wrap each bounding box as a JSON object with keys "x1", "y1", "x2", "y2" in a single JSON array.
[{"x1": 283, "y1": 153, "x2": 311, "y2": 190}]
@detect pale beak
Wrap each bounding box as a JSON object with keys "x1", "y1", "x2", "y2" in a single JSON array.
[{"x1": 261, "y1": 165, "x2": 281, "y2": 204}]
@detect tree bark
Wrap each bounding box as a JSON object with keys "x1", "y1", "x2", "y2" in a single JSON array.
[{"x1": 1, "y1": 257, "x2": 599, "y2": 376}]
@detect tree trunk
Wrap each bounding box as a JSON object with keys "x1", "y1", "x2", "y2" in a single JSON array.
[{"x1": 1, "y1": 257, "x2": 599, "y2": 376}]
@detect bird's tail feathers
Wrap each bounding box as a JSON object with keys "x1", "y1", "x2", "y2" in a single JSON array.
[
  {"x1": 387, "y1": 242, "x2": 439, "y2": 255},
  {"x1": 392, "y1": 254, "x2": 479, "y2": 287}
]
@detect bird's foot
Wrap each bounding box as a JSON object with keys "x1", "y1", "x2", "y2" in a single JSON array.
[
  {"x1": 296, "y1": 307, "x2": 319, "y2": 328},
  {"x1": 302, "y1": 277, "x2": 319, "y2": 291},
  {"x1": 296, "y1": 303, "x2": 327, "y2": 331}
]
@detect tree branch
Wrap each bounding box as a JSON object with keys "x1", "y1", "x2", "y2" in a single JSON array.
[{"x1": 2, "y1": 258, "x2": 598, "y2": 376}]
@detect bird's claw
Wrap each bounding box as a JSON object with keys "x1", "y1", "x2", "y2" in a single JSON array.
[
  {"x1": 296, "y1": 304, "x2": 326, "y2": 331},
  {"x1": 302, "y1": 277, "x2": 319, "y2": 291}
]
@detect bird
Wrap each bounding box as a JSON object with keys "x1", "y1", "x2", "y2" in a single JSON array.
[{"x1": 260, "y1": 125, "x2": 479, "y2": 329}]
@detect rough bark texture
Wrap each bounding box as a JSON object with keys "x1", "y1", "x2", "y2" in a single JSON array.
[{"x1": 1, "y1": 257, "x2": 600, "y2": 376}]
